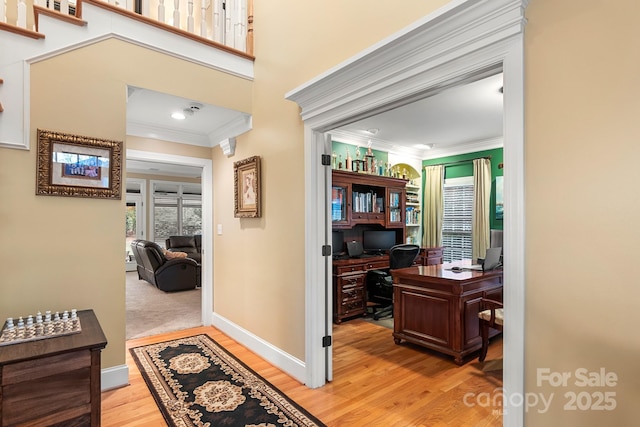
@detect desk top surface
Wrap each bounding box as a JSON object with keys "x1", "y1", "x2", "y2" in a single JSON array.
[{"x1": 392, "y1": 261, "x2": 503, "y2": 282}]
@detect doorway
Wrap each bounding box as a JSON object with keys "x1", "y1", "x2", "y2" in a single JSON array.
[
  {"x1": 125, "y1": 150, "x2": 214, "y2": 332},
  {"x1": 286, "y1": 1, "x2": 527, "y2": 425}
]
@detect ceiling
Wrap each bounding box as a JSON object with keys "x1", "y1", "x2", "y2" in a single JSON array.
[{"x1": 125, "y1": 73, "x2": 504, "y2": 178}]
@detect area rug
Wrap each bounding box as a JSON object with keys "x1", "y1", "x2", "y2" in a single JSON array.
[{"x1": 130, "y1": 334, "x2": 326, "y2": 427}]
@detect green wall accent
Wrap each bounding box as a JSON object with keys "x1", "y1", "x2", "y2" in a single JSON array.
[{"x1": 423, "y1": 147, "x2": 504, "y2": 230}]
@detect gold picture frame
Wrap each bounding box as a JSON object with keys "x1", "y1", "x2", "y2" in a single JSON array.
[
  {"x1": 234, "y1": 155, "x2": 261, "y2": 218},
  {"x1": 36, "y1": 129, "x2": 123, "y2": 199}
]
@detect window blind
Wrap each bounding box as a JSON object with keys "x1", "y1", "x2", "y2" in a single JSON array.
[{"x1": 442, "y1": 182, "x2": 473, "y2": 262}]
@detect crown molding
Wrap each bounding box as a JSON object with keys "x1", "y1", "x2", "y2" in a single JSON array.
[{"x1": 285, "y1": 0, "x2": 527, "y2": 130}]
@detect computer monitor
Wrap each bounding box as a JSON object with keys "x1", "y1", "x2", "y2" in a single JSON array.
[
  {"x1": 332, "y1": 231, "x2": 344, "y2": 255},
  {"x1": 363, "y1": 230, "x2": 396, "y2": 254}
]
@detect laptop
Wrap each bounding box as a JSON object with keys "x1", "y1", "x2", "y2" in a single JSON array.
[
  {"x1": 467, "y1": 247, "x2": 502, "y2": 271},
  {"x1": 346, "y1": 241, "x2": 375, "y2": 258}
]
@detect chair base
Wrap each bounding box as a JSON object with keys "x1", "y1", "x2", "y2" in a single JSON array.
[{"x1": 372, "y1": 304, "x2": 393, "y2": 320}]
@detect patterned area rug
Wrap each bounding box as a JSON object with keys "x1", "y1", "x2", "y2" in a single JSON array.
[{"x1": 130, "y1": 334, "x2": 325, "y2": 427}]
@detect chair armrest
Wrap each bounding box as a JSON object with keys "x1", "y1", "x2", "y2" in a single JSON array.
[{"x1": 479, "y1": 298, "x2": 504, "y2": 327}]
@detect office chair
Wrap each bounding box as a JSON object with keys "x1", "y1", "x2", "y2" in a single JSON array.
[{"x1": 367, "y1": 244, "x2": 420, "y2": 320}]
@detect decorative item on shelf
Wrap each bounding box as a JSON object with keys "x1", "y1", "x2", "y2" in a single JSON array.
[
  {"x1": 332, "y1": 152, "x2": 337, "y2": 169},
  {"x1": 338, "y1": 154, "x2": 343, "y2": 170},
  {"x1": 234, "y1": 156, "x2": 262, "y2": 218},
  {"x1": 346, "y1": 149, "x2": 352, "y2": 171}
]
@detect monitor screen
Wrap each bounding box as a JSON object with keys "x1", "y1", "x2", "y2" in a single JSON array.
[
  {"x1": 332, "y1": 231, "x2": 344, "y2": 255},
  {"x1": 363, "y1": 230, "x2": 396, "y2": 254}
]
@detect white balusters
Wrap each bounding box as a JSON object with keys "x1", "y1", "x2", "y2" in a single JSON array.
[
  {"x1": 233, "y1": 0, "x2": 246, "y2": 51},
  {"x1": 158, "y1": 0, "x2": 165, "y2": 23},
  {"x1": 186, "y1": 0, "x2": 193, "y2": 32},
  {"x1": 0, "y1": 0, "x2": 6, "y2": 24},
  {"x1": 17, "y1": 0, "x2": 27, "y2": 28},
  {"x1": 172, "y1": 0, "x2": 180, "y2": 27},
  {"x1": 59, "y1": 0, "x2": 68, "y2": 15},
  {"x1": 212, "y1": 0, "x2": 224, "y2": 44},
  {"x1": 200, "y1": 0, "x2": 209, "y2": 37},
  {"x1": 0, "y1": 0, "x2": 250, "y2": 55}
]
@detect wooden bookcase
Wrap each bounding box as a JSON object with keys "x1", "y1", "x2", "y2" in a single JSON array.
[{"x1": 331, "y1": 170, "x2": 408, "y2": 237}]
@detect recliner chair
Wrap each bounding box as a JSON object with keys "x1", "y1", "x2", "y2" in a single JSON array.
[
  {"x1": 130, "y1": 239, "x2": 199, "y2": 292},
  {"x1": 367, "y1": 244, "x2": 420, "y2": 320}
]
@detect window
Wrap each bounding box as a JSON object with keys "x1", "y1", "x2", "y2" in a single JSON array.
[
  {"x1": 442, "y1": 177, "x2": 473, "y2": 262},
  {"x1": 151, "y1": 181, "x2": 202, "y2": 246}
]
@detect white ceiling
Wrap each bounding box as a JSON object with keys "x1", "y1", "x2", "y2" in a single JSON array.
[{"x1": 125, "y1": 73, "x2": 503, "y2": 177}]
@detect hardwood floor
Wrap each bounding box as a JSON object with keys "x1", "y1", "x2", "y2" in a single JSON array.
[{"x1": 102, "y1": 319, "x2": 503, "y2": 426}]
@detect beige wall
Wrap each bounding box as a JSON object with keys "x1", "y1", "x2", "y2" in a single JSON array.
[
  {"x1": 525, "y1": 0, "x2": 640, "y2": 424},
  {"x1": 212, "y1": 0, "x2": 450, "y2": 358},
  {"x1": 0, "y1": 39, "x2": 252, "y2": 369}
]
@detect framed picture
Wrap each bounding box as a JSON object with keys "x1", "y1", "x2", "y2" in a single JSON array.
[
  {"x1": 495, "y1": 176, "x2": 504, "y2": 220},
  {"x1": 234, "y1": 155, "x2": 261, "y2": 218},
  {"x1": 36, "y1": 129, "x2": 123, "y2": 199}
]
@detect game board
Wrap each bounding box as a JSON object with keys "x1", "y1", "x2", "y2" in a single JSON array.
[{"x1": 0, "y1": 309, "x2": 82, "y2": 346}]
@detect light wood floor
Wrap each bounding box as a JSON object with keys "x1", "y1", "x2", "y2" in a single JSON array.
[{"x1": 102, "y1": 319, "x2": 503, "y2": 426}]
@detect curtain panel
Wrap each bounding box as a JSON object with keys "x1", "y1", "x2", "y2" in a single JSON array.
[
  {"x1": 422, "y1": 165, "x2": 444, "y2": 248},
  {"x1": 472, "y1": 158, "x2": 491, "y2": 260}
]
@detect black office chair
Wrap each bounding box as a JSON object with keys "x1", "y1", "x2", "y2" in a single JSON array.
[{"x1": 367, "y1": 244, "x2": 420, "y2": 320}]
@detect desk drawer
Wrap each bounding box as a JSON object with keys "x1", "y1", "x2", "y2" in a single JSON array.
[
  {"x1": 363, "y1": 260, "x2": 387, "y2": 270},
  {"x1": 339, "y1": 285, "x2": 364, "y2": 303},
  {"x1": 336, "y1": 265, "x2": 366, "y2": 275}
]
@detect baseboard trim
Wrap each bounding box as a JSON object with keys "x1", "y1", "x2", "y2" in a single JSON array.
[
  {"x1": 101, "y1": 364, "x2": 129, "y2": 391},
  {"x1": 211, "y1": 313, "x2": 306, "y2": 384}
]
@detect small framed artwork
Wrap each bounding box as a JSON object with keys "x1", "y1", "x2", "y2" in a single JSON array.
[
  {"x1": 234, "y1": 155, "x2": 261, "y2": 218},
  {"x1": 36, "y1": 129, "x2": 122, "y2": 199}
]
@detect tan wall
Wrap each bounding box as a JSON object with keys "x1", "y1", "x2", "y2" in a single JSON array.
[
  {"x1": 524, "y1": 0, "x2": 640, "y2": 424},
  {"x1": 212, "y1": 0, "x2": 450, "y2": 359},
  {"x1": 0, "y1": 39, "x2": 251, "y2": 369}
]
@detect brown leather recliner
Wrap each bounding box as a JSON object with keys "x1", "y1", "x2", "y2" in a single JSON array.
[
  {"x1": 165, "y1": 235, "x2": 202, "y2": 263},
  {"x1": 130, "y1": 239, "x2": 199, "y2": 292}
]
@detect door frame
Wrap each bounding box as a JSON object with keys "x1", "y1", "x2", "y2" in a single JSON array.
[
  {"x1": 286, "y1": 1, "x2": 527, "y2": 426},
  {"x1": 126, "y1": 149, "x2": 214, "y2": 326}
]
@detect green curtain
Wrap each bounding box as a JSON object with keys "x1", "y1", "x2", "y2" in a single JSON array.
[
  {"x1": 472, "y1": 158, "x2": 491, "y2": 260},
  {"x1": 422, "y1": 165, "x2": 444, "y2": 248}
]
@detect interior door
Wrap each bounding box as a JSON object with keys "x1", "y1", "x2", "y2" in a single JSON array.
[{"x1": 324, "y1": 133, "x2": 334, "y2": 381}]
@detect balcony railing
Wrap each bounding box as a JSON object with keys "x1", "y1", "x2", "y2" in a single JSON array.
[{"x1": 0, "y1": 0, "x2": 254, "y2": 56}]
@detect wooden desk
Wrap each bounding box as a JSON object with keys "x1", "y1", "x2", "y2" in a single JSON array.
[
  {"x1": 332, "y1": 255, "x2": 389, "y2": 323},
  {"x1": 0, "y1": 309, "x2": 107, "y2": 426},
  {"x1": 391, "y1": 264, "x2": 502, "y2": 364}
]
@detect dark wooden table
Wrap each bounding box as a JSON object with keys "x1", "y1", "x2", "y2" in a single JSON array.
[
  {"x1": 391, "y1": 263, "x2": 503, "y2": 364},
  {"x1": 0, "y1": 309, "x2": 107, "y2": 426}
]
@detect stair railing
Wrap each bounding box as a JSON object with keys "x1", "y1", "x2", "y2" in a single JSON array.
[{"x1": 0, "y1": 0, "x2": 253, "y2": 56}]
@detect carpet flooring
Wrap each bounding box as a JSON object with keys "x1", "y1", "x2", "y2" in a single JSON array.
[
  {"x1": 130, "y1": 334, "x2": 326, "y2": 427},
  {"x1": 126, "y1": 271, "x2": 201, "y2": 340}
]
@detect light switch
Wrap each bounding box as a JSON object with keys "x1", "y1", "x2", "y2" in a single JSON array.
[{"x1": 217, "y1": 224, "x2": 223, "y2": 235}]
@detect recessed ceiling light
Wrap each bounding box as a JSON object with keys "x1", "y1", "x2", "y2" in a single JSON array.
[
  {"x1": 366, "y1": 128, "x2": 379, "y2": 135},
  {"x1": 171, "y1": 111, "x2": 186, "y2": 120},
  {"x1": 415, "y1": 143, "x2": 434, "y2": 150}
]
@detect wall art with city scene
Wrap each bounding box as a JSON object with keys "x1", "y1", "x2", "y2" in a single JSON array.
[{"x1": 36, "y1": 129, "x2": 122, "y2": 199}]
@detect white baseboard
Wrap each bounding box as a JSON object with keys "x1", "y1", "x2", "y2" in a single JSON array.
[
  {"x1": 101, "y1": 364, "x2": 129, "y2": 391},
  {"x1": 211, "y1": 313, "x2": 306, "y2": 384}
]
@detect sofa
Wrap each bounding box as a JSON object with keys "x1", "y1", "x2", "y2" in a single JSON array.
[
  {"x1": 130, "y1": 239, "x2": 199, "y2": 292},
  {"x1": 165, "y1": 235, "x2": 202, "y2": 263}
]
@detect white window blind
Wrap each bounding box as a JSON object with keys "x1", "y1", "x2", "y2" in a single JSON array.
[{"x1": 442, "y1": 177, "x2": 474, "y2": 262}]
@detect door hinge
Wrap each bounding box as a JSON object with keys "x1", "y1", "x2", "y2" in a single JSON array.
[
  {"x1": 322, "y1": 245, "x2": 332, "y2": 256},
  {"x1": 321, "y1": 154, "x2": 332, "y2": 166},
  {"x1": 322, "y1": 335, "x2": 332, "y2": 347}
]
